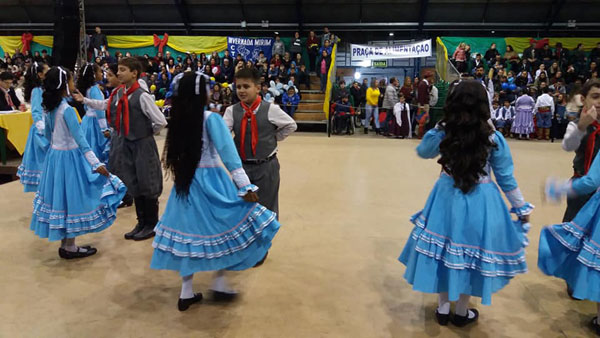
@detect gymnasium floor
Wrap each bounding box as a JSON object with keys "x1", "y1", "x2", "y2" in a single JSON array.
[{"x1": 1, "y1": 132, "x2": 595, "y2": 338}]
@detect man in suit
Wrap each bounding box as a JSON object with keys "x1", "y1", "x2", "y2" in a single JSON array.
[{"x1": 0, "y1": 72, "x2": 21, "y2": 111}]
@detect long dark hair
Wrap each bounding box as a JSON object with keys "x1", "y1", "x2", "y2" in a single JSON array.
[
  {"x1": 76, "y1": 63, "x2": 100, "y2": 95},
  {"x1": 438, "y1": 80, "x2": 495, "y2": 193},
  {"x1": 24, "y1": 61, "x2": 45, "y2": 102},
  {"x1": 42, "y1": 67, "x2": 72, "y2": 112},
  {"x1": 163, "y1": 72, "x2": 207, "y2": 198}
]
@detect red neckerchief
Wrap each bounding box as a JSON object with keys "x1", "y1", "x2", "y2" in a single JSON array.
[
  {"x1": 584, "y1": 117, "x2": 600, "y2": 174},
  {"x1": 239, "y1": 96, "x2": 262, "y2": 160},
  {"x1": 106, "y1": 81, "x2": 140, "y2": 136}
]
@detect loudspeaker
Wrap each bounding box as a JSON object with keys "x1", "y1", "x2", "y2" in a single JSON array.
[{"x1": 52, "y1": 0, "x2": 80, "y2": 70}]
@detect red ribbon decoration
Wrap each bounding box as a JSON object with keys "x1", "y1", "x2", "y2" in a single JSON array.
[
  {"x1": 153, "y1": 33, "x2": 169, "y2": 54},
  {"x1": 239, "y1": 96, "x2": 262, "y2": 160},
  {"x1": 529, "y1": 38, "x2": 550, "y2": 49},
  {"x1": 106, "y1": 81, "x2": 141, "y2": 136},
  {"x1": 21, "y1": 33, "x2": 33, "y2": 53}
]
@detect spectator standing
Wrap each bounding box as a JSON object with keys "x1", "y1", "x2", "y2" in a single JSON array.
[
  {"x1": 306, "y1": 31, "x2": 320, "y2": 74},
  {"x1": 504, "y1": 45, "x2": 520, "y2": 70},
  {"x1": 540, "y1": 44, "x2": 554, "y2": 68},
  {"x1": 318, "y1": 50, "x2": 331, "y2": 93},
  {"x1": 90, "y1": 26, "x2": 108, "y2": 58},
  {"x1": 290, "y1": 32, "x2": 303, "y2": 60},
  {"x1": 555, "y1": 42, "x2": 570, "y2": 67},
  {"x1": 221, "y1": 50, "x2": 233, "y2": 67},
  {"x1": 415, "y1": 72, "x2": 433, "y2": 138},
  {"x1": 321, "y1": 27, "x2": 332, "y2": 47},
  {"x1": 350, "y1": 81, "x2": 365, "y2": 112},
  {"x1": 272, "y1": 35, "x2": 285, "y2": 57},
  {"x1": 364, "y1": 79, "x2": 380, "y2": 134},
  {"x1": 399, "y1": 76, "x2": 414, "y2": 103},
  {"x1": 221, "y1": 58, "x2": 235, "y2": 84},
  {"x1": 382, "y1": 77, "x2": 399, "y2": 136},
  {"x1": 452, "y1": 43, "x2": 468, "y2": 73},
  {"x1": 484, "y1": 43, "x2": 500, "y2": 67}
]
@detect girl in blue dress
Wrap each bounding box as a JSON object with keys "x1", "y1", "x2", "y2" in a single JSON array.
[
  {"x1": 17, "y1": 61, "x2": 50, "y2": 192},
  {"x1": 150, "y1": 72, "x2": 280, "y2": 311},
  {"x1": 540, "y1": 90, "x2": 600, "y2": 336},
  {"x1": 77, "y1": 63, "x2": 110, "y2": 163},
  {"x1": 31, "y1": 67, "x2": 126, "y2": 259},
  {"x1": 399, "y1": 80, "x2": 533, "y2": 327}
]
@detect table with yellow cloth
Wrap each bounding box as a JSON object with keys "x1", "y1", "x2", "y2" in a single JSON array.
[{"x1": 0, "y1": 111, "x2": 33, "y2": 164}]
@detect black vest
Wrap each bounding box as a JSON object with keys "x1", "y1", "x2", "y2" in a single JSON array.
[
  {"x1": 573, "y1": 124, "x2": 600, "y2": 176},
  {"x1": 232, "y1": 102, "x2": 278, "y2": 160},
  {"x1": 109, "y1": 88, "x2": 152, "y2": 141}
]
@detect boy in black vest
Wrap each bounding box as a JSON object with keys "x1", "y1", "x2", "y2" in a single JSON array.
[
  {"x1": 559, "y1": 79, "x2": 600, "y2": 297},
  {"x1": 223, "y1": 68, "x2": 297, "y2": 264},
  {"x1": 74, "y1": 57, "x2": 168, "y2": 241}
]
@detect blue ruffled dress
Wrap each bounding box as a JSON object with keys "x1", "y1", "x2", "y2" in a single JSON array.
[
  {"x1": 80, "y1": 85, "x2": 109, "y2": 164},
  {"x1": 17, "y1": 87, "x2": 50, "y2": 192},
  {"x1": 538, "y1": 149, "x2": 600, "y2": 302},
  {"x1": 30, "y1": 99, "x2": 127, "y2": 241},
  {"x1": 399, "y1": 128, "x2": 533, "y2": 305},
  {"x1": 151, "y1": 111, "x2": 280, "y2": 276}
]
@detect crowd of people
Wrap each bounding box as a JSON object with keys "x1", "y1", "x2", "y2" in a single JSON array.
[
  {"x1": 329, "y1": 72, "x2": 438, "y2": 138},
  {"x1": 86, "y1": 27, "x2": 338, "y2": 117},
  {"x1": 0, "y1": 26, "x2": 340, "y2": 119},
  {"x1": 452, "y1": 41, "x2": 600, "y2": 141}
]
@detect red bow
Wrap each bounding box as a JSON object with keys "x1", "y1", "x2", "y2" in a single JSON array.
[
  {"x1": 21, "y1": 33, "x2": 33, "y2": 53},
  {"x1": 584, "y1": 119, "x2": 600, "y2": 175},
  {"x1": 153, "y1": 33, "x2": 169, "y2": 54},
  {"x1": 529, "y1": 38, "x2": 550, "y2": 49},
  {"x1": 239, "y1": 97, "x2": 262, "y2": 160},
  {"x1": 106, "y1": 82, "x2": 140, "y2": 136}
]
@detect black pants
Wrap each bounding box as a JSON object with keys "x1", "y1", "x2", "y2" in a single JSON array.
[
  {"x1": 563, "y1": 175, "x2": 594, "y2": 222},
  {"x1": 308, "y1": 52, "x2": 317, "y2": 73},
  {"x1": 243, "y1": 157, "x2": 280, "y2": 217}
]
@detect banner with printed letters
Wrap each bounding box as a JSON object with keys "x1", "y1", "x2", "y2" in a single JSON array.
[{"x1": 350, "y1": 39, "x2": 432, "y2": 61}]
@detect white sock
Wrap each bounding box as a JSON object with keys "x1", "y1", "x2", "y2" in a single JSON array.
[
  {"x1": 62, "y1": 238, "x2": 87, "y2": 253},
  {"x1": 456, "y1": 294, "x2": 474, "y2": 318},
  {"x1": 437, "y1": 292, "x2": 450, "y2": 315},
  {"x1": 180, "y1": 274, "x2": 194, "y2": 299},
  {"x1": 211, "y1": 271, "x2": 235, "y2": 293}
]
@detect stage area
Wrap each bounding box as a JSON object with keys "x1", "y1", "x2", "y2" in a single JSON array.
[{"x1": 0, "y1": 132, "x2": 592, "y2": 338}]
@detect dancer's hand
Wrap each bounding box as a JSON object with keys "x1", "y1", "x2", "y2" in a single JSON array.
[
  {"x1": 578, "y1": 106, "x2": 597, "y2": 131},
  {"x1": 72, "y1": 90, "x2": 84, "y2": 103},
  {"x1": 103, "y1": 130, "x2": 111, "y2": 138},
  {"x1": 519, "y1": 215, "x2": 530, "y2": 223},
  {"x1": 242, "y1": 191, "x2": 259, "y2": 203},
  {"x1": 95, "y1": 165, "x2": 110, "y2": 177}
]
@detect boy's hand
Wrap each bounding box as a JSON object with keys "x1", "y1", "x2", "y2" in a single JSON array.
[{"x1": 578, "y1": 106, "x2": 598, "y2": 131}]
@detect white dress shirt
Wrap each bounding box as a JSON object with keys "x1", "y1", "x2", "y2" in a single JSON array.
[
  {"x1": 223, "y1": 101, "x2": 297, "y2": 157},
  {"x1": 83, "y1": 87, "x2": 167, "y2": 134}
]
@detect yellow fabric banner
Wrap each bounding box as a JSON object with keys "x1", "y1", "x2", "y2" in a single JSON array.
[
  {"x1": 505, "y1": 37, "x2": 600, "y2": 52},
  {"x1": 0, "y1": 112, "x2": 33, "y2": 155},
  {"x1": 107, "y1": 35, "x2": 154, "y2": 49},
  {"x1": 167, "y1": 36, "x2": 227, "y2": 54},
  {"x1": 0, "y1": 36, "x2": 22, "y2": 55},
  {"x1": 33, "y1": 36, "x2": 54, "y2": 47}
]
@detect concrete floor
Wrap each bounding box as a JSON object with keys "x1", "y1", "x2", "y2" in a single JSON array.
[{"x1": 0, "y1": 132, "x2": 596, "y2": 338}]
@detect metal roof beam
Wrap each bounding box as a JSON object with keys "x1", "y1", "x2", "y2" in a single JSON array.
[
  {"x1": 546, "y1": 0, "x2": 567, "y2": 32},
  {"x1": 417, "y1": 0, "x2": 429, "y2": 33},
  {"x1": 173, "y1": 0, "x2": 191, "y2": 34}
]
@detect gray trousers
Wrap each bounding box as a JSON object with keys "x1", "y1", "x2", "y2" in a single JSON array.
[
  {"x1": 243, "y1": 157, "x2": 280, "y2": 216},
  {"x1": 110, "y1": 134, "x2": 163, "y2": 199}
]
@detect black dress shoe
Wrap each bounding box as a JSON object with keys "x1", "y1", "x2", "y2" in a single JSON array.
[
  {"x1": 124, "y1": 223, "x2": 144, "y2": 240},
  {"x1": 210, "y1": 290, "x2": 239, "y2": 303},
  {"x1": 451, "y1": 309, "x2": 479, "y2": 327},
  {"x1": 58, "y1": 246, "x2": 98, "y2": 259},
  {"x1": 178, "y1": 293, "x2": 203, "y2": 311},
  {"x1": 435, "y1": 309, "x2": 450, "y2": 326},
  {"x1": 253, "y1": 251, "x2": 268, "y2": 268},
  {"x1": 132, "y1": 226, "x2": 155, "y2": 241},
  {"x1": 591, "y1": 317, "x2": 600, "y2": 335},
  {"x1": 117, "y1": 199, "x2": 133, "y2": 209}
]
